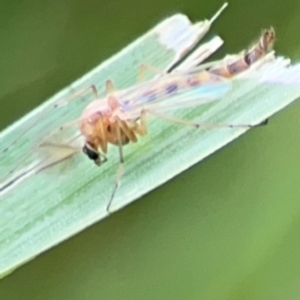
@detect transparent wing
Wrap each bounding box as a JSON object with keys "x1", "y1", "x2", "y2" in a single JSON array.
[
  {"x1": 142, "y1": 81, "x2": 231, "y2": 112},
  {"x1": 117, "y1": 71, "x2": 231, "y2": 119}
]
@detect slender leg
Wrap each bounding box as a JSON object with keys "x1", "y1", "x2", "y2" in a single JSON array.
[
  {"x1": 94, "y1": 113, "x2": 108, "y2": 154},
  {"x1": 106, "y1": 118, "x2": 125, "y2": 214},
  {"x1": 2, "y1": 85, "x2": 99, "y2": 153},
  {"x1": 117, "y1": 121, "x2": 138, "y2": 143},
  {"x1": 143, "y1": 109, "x2": 268, "y2": 129},
  {"x1": 55, "y1": 85, "x2": 99, "y2": 108}
]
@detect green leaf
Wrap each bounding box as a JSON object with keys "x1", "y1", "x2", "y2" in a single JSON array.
[
  {"x1": 0, "y1": 10, "x2": 225, "y2": 277},
  {"x1": 1, "y1": 7, "x2": 300, "y2": 279}
]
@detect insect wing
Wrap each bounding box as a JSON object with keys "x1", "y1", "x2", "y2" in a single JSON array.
[
  {"x1": 150, "y1": 81, "x2": 231, "y2": 112},
  {"x1": 118, "y1": 72, "x2": 231, "y2": 119}
]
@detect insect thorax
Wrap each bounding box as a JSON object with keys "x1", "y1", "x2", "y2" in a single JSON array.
[{"x1": 79, "y1": 113, "x2": 130, "y2": 153}]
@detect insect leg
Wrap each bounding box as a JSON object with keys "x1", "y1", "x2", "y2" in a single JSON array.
[
  {"x1": 55, "y1": 85, "x2": 99, "y2": 107},
  {"x1": 106, "y1": 118, "x2": 125, "y2": 213},
  {"x1": 143, "y1": 109, "x2": 268, "y2": 129},
  {"x1": 94, "y1": 113, "x2": 108, "y2": 154},
  {"x1": 117, "y1": 121, "x2": 138, "y2": 142}
]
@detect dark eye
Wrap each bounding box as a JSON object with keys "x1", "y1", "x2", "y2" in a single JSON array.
[{"x1": 82, "y1": 144, "x2": 99, "y2": 161}]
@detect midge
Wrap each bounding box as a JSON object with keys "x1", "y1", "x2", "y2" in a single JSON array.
[
  {"x1": 81, "y1": 27, "x2": 275, "y2": 157},
  {"x1": 68, "y1": 69, "x2": 237, "y2": 212},
  {"x1": 1, "y1": 28, "x2": 274, "y2": 212}
]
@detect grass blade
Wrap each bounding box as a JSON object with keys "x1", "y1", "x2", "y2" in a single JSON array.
[
  {"x1": 1, "y1": 9, "x2": 300, "y2": 279},
  {"x1": 0, "y1": 10, "x2": 225, "y2": 277}
]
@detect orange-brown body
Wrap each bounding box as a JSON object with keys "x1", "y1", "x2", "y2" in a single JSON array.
[
  {"x1": 79, "y1": 98, "x2": 135, "y2": 154},
  {"x1": 78, "y1": 71, "x2": 225, "y2": 155},
  {"x1": 78, "y1": 28, "x2": 275, "y2": 165}
]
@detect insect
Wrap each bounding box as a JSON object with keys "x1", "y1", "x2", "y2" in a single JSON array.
[{"x1": 0, "y1": 27, "x2": 274, "y2": 213}]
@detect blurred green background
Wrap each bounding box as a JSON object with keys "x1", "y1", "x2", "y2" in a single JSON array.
[{"x1": 1, "y1": 0, "x2": 300, "y2": 299}]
